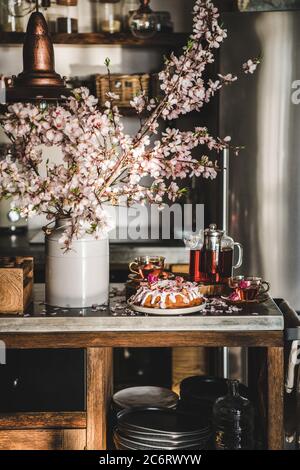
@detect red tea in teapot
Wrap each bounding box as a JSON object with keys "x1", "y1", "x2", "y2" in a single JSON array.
[
  {"x1": 189, "y1": 248, "x2": 233, "y2": 284},
  {"x1": 187, "y1": 224, "x2": 243, "y2": 285}
]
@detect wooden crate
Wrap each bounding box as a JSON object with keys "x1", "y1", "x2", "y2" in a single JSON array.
[
  {"x1": 95, "y1": 73, "x2": 150, "y2": 107},
  {"x1": 0, "y1": 257, "x2": 33, "y2": 314}
]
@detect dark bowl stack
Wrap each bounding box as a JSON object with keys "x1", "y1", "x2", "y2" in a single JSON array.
[
  {"x1": 178, "y1": 375, "x2": 250, "y2": 415},
  {"x1": 114, "y1": 407, "x2": 212, "y2": 450}
]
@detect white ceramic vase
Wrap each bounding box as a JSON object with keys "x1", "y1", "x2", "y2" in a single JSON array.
[{"x1": 45, "y1": 219, "x2": 109, "y2": 308}]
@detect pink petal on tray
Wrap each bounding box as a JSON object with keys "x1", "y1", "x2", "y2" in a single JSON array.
[{"x1": 229, "y1": 291, "x2": 241, "y2": 302}]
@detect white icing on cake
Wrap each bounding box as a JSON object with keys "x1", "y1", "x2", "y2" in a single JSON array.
[{"x1": 129, "y1": 278, "x2": 203, "y2": 309}]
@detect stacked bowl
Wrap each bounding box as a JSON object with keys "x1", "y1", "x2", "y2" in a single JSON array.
[{"x1": 179, "y1": 376, "x2": 250, "y2": 415}]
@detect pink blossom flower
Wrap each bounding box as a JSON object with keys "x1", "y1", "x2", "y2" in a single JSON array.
[
  {"x1": 229, "y1": 291, "x2": 241, "y2": 302},
  {"x1": 243, "y1": 58, "x2": 260, "y2": 74},
  {"x1": 130, "y1": 94, "x2": 146, "y2": 114},
  {"x1": 239, "y1": 280, "x2": 252, "y2": 289},
  {"x1": 148, "y1": 274, "x2": 159, "y2": 284}
]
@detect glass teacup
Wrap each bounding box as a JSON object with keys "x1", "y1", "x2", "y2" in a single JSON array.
[
  {"x1": 229, "y1": 276, "x2": 270, "y2": 301},
  {"x1": 129, "y1": 256, "x2": 166, "y2": 279}
]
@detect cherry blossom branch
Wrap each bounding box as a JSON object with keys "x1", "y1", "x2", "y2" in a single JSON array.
[{"x1": 0, "y1": 0, "x2": 259, "y2": 247}]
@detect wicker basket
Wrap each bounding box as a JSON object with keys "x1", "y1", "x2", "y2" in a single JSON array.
[{"x1": 95, "y1": 74, "x2": 150, "y2": 108}]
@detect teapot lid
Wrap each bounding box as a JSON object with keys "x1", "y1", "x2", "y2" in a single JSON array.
[
  {"x1": 203, "y1": 224, "x2": 224, "y2": 250},
  {"x1": 204, "y1": 224, "x2": 224, "y2": 237}
]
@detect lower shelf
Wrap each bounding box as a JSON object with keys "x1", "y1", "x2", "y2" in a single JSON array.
[
  {"x1": 0, "y1": 429, "x2": 86, "y2": 450},
  {"x1": 0, "y1": 412, "x2": 87, "y2": 450},
  {"x1": 0, "y1": 411, "x2": 86, "y2": 429}
]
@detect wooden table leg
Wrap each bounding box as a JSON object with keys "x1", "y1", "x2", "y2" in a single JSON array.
[
  {"x1": 267, "y1": 346, "x2": 284, "y2": 450},
  {"x1": 248, "y1": 347, "x2": 267, "y2": 448},
  {"x1": 86, "y1": 347, "x2": 113, "y2": 450}
]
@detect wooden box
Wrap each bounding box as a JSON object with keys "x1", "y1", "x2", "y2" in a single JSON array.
[
  {"x1": 95, "y1": 74, "x2": 150, "y2": 108},
  {"x1": 0, "y1": 257, "x2": 33, "y2": 314}
]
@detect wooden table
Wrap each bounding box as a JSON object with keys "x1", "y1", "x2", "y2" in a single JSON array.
[{"x1": 0, "y1": 285, "x2": 284, "y2": 450}]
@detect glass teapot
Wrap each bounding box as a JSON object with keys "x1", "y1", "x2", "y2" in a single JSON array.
[{"x1": 186, "y1": 224, "x2": 243, "y2": 284}]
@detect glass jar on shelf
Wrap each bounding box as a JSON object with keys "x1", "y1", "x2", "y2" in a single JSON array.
[
  {"x1": 98, "y1": 0, "x2": 121, "y2": 34},
  {"x1": 129, "y1": 0, "x2": 158, "y2": 39},
  {"x1": 156, "y1": 11, "x2": 173, "y2": 33},
  {"x1": 0, "y1": 0, "x2": 31, "y2": 32},
  {"x1": 41, "y1": 0, "x2": 58, "y2": 33},
  {"x1": 237, "y1": 0, "x2": 250, "y2": 10},
  {"x1": 56, "y1": 0, "x2": 78, "y2": 34},
  {"x1": 121, "y1": 0, "x2": 139, "y2": 31}
]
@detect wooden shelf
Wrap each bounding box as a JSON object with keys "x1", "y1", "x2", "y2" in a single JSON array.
[{"x1": 0, "y1": 32, "x2": 189, "y2": 47}]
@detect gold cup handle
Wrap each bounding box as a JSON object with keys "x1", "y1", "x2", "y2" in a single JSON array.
[{"x1": 129, "y1": 262, "x2": 140, "y2": 275}]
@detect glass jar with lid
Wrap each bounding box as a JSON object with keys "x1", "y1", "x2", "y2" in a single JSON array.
[
  {"x1": 0, "y1": 0, "x2": 30, "y2": 32},
  {"x1": 129, "y1": 0, "x2": 158, "y2": 39},
  {"x1": 121, "y1": 0, "x2": 139, "y2": 31},
  {"x1": 41, "y1": 0, "x2": 58, "y2": 33},
  {"x1": 98, "y1": 0, "x2": 121, "y2": 34},
  {"x1": 56, "y1": 0, "x2": 78, "y2": 34}
]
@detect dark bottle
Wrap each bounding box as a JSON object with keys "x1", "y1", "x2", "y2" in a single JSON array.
[{"x1": 213, "y1": 379, "x2": 255, "y2": 450}]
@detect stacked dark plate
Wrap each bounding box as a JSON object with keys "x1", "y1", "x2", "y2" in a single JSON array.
[
  {"x1": 110, "y1": 386, "x2": 179, "y2": 449},
  {"x1": 112, "y1": 386, "x2": 179, "y2": 412},
  {"x1": 114, "y1": 407, "x2": 211, "y2": 450}
]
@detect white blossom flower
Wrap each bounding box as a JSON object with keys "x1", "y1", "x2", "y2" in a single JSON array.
[
  {"x1": 243, "y1": 58, "x2": 260, "y2": 74},
  {"x1": 106, "y1": 92, "x2": 119, "y2": 101},
  {"x1": 218, "y1": 73, "x2": 238, "y2": 84},
  {"x1": 130, "y1": 94, "x2": 146, "y2": 114}
]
